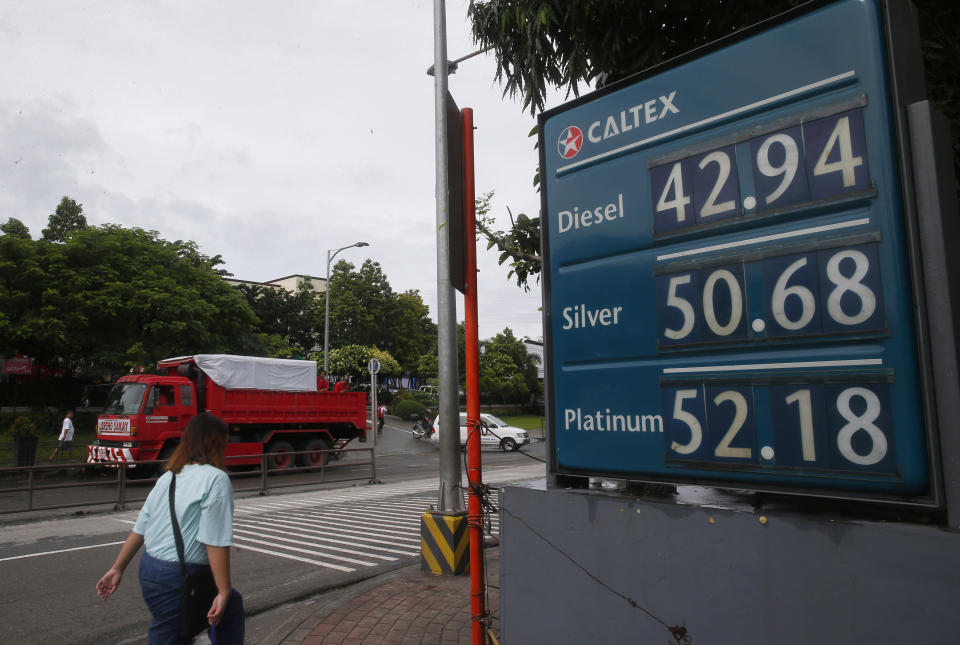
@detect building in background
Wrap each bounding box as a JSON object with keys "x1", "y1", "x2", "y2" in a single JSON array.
[{"x1": 224, "y1": 274, "x2": 326, "y2": 294}]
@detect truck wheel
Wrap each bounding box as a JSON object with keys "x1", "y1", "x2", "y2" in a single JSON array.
[
  {"x1": 500, "y1": 437, "x2": 518, "y2": 452},
  {"x1": 298, "y1": 438, "x2": 332, "y2": 467},
  {"x1": 266, "y1": 440, "x2": 296, "y2": 470}
]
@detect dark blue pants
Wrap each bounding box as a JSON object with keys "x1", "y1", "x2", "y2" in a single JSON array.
[{"x1": 139, "y1": 551, "x2": 244, "y2": 644}]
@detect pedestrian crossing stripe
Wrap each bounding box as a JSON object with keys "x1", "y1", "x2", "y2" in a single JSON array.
[
  {"x1": 420, "y1": 511, "x2": 469, "y2": 576},
  {"x1": 112, "y1": 488, "x2": 504, "y2": 571}
]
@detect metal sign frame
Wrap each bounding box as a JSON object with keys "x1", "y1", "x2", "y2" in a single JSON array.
[{"x1": 539, "y1": 0, "x2": 950, "y2": 508}]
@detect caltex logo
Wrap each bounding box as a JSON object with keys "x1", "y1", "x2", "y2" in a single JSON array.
[{"x1": 558, "y1": 126, "x2": 583, "y2": 159}]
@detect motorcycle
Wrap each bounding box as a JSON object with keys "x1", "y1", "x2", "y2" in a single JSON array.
[{"x1": 411, "y1": 415, "x2": 434, "y2": 439}]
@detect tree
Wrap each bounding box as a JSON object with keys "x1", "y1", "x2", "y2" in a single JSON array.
[
  {"x1": 468, "y1": 0, "x2": 960, "y2": 289},
  {"x1": 0, "y1": 218, "x2": 31, "y2": 239},
  {"x1": 324, "y1": 259, "x2": 438, "y2": 374},
  {"x1": 418, "y1": 352, "x2": 438, "y2": 379},
  {"x1": 0, "y1": 222, "x2": 258, "y2": 377},
  {"x1": 323, "y1": 344, "x2": 400, "y2": 380},
  {"x1": 480, "y1": 328, "x2": 540, "y2": 403},
  {"x1": 391, "y1": 290, "x2": 438, "y2": 373},
  {"x1": 0, "y1": 229, "x2": 58, "y2": 359},
  {"x1": 236, "y1": 281, "x2": 324, "y2": 357},
  {"x1": 42, "y1": 196, "x2": 88, "y2": 242},
  {"x1": 325, "y1": 259, "x2": 395, "y2": 350}
]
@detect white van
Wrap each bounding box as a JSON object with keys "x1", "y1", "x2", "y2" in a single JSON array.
[{"x1": 431, "y1": 412, "x2": 530, "y2": 451}]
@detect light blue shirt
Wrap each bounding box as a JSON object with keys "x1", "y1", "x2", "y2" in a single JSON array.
[{"x1": 133, "y1": 464, "x2": 234, "y2": 564}]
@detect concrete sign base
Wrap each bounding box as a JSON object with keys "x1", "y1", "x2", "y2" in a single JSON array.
[{"x1": 500, "y1": 482, "x2": 960, "y2": 644}]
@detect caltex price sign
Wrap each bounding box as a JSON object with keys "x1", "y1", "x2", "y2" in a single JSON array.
[{"x1": 539, "y1": 0, "x2": 940, "y2": 502}]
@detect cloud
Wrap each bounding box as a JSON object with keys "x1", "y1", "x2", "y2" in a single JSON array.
[
  {"x1": 0, "y1": 0, "x2": 548, "y2": 340},
  {"x1": 0, "y1": 99, "x2": 111, "y2": 229}
]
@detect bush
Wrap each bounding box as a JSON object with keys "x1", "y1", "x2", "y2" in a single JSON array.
[
  {"x1": 0, "y1": 411, "x2": 59, "y2": 437},
  {"x1": 6, "y1": 416, "x2": 38, "y2": 438},
  {"x1": 412, "y1": 391, "x2": 437, "y2": 406},
  {"x1": 393, "y1": 397, "x2": 427, "y2": 421}
]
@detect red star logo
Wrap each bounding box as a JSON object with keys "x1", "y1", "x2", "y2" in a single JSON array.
[{"x1": 558, "y1": 126, "x2": 583, "y2": 159}]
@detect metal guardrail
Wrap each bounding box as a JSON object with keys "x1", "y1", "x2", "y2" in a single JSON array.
[
  {"x1": 0, "y1": 445, "x2": 377, "y2": 515},
  {"x1": 0, "y1": 439, "x2": 72, "y2": 464}
]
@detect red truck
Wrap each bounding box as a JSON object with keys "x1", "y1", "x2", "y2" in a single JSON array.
[{"x1": 86, "y1": 354, "x2": 368, "y2": 470}]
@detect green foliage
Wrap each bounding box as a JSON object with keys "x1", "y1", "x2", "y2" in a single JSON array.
[
  {"x1": 1, "y1": 218, "x2": 31, "y2": 239},
  {"x1": 42, "y1": 196, "x2": 88, "y2": 242},
  {"x1": 495, "y1": 415, "x2": 543, "y2": 431},
  {"x1": 322, "y1": 344, "x2": 401, "y2": 379},
  {"x1": 469, "y1": 0, "x2": 960, "y2": 289},
  {"x1": 252, "y1": 333, "x2": 299, "y2": 359},
  {"x1": 0, "y1": 207, "x2": 257, "y2": 377},
  {"x1": 475, "y1": 191, "x2": 542, "y2": 292},
  {"x1": 392, "y1": 396, "x2": 427, "y2": 420},
  {"x1": 413, "y1": 390, "x2": 438, "y2": 406},
  {"x1": 237, "y1": 281, "x2": 324, "y2": 357},
  {"x1": 2, "y1": 197, "x2": 440, "y2": 384},
  {"x1": 369, "y1": 347, "x2": 401, "y2": 376},
  {"x1": 479, "y1": 327, "x2": 541, "y2": 404},
  {"x1": 477, "y1": 201, "x2": 541, "y2": 290},
  {"x1": 418, "y1": 352, "x2": 438, "y2": 378},
  {"x1": 391, "y1": 290, "x2": 438, "y2": 372},
  {"x1": 325, "y1": 259, "x2": 437, "y2": 373},
  {"x1": 5, "y1": 416, "x2": 38, "y2": 438}
]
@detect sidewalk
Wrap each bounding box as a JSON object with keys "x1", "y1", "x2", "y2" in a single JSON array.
[{"x1": 263, "y1": 548, "x2": 501, "y2": 645}]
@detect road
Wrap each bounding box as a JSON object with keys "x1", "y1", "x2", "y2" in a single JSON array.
[
  {"x1": 0, "y1": 417, "x2": 546, "y2": 514},
  {"x1": 0, "y1": 419, "x2": 547, "y2": 644}
]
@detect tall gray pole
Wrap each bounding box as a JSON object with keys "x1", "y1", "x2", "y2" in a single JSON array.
[{"x1": 433, "y1": 0, "x2": 464, "y2": 514}]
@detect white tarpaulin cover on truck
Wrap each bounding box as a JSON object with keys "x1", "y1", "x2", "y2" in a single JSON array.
[{"x1": 188, "y1": 354, "x2": 318, "y2": 392}]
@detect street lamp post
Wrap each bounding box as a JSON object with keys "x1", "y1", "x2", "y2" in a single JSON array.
[{"x1": 323, "y1": 241, "x2": 369, "y2": 373}]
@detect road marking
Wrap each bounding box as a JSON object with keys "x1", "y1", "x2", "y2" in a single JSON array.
[
  {"x1": 231, "y1": 531, "x2": 379, "y2": 566},
  {"x1": 230, "y1": 542, "x2": 355, "y2": 572},
  {"x1": 236, "y1": 519, "x2": 417, "y2": 556},
  {"x1": 330, "y1": 509, "x2": 420, "y2": 527},
  {"x1": 288, "y1": 513, "x2": 420, "y2": 541},
  {"x1": 246, "y1": 515, "x2": 421, "y2": 547},
  {"x1": 234, "y1": 527, "x2": 397, "y2": 561},
  {"x1": 0, "y1": 541, "x2": 125, "y2": 562}
]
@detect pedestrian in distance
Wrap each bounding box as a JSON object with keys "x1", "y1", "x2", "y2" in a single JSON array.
[
  {"x1": 95, "y1": 413, "x2": 245, "y2": 644},
  {"x1": 377, "y1": 403, "x2": 386, "y2": 433},
  {"x1": 49, "y1": 409, "x2": 75, "y2": 462},
  {"x1": 318, "y1": 370, "x2": 329, "y2": 391},
  {"x1": 333, "y1": 379, "x2": 348, "y2": 393}
]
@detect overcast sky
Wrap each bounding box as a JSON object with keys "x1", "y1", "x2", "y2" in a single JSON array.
[{"x1": 1, "y1": 0, "x2": 572, "y2": 342}]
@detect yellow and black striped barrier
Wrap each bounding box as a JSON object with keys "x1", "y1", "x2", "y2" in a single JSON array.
[{"x1": 420, "y1": 511, "x2": 469, "y2": 575}]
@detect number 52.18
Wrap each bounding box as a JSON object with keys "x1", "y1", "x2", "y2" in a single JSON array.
[{"x1": 663, "y1": 383, "x2": 893, "y2": 472}]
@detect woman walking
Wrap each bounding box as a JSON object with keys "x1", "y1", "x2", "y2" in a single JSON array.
[{"x1": 95, "y1": 413, "x2": 244, "y2": 643}]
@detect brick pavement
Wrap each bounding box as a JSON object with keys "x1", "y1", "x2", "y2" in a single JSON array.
[{"x1": 276, "y1": 548, "x2": 500, "y2": 645}]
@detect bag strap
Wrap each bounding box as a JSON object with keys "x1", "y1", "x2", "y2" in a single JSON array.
[{"x1": 167, "y1": 472, "x2": 188, "y2": 577}]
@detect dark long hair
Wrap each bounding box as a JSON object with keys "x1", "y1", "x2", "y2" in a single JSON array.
[{"x1": 165, "y1": 413, "x2": 228, "y2": 474}]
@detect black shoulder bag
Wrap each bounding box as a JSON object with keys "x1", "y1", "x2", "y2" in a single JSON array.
[{"x1": 168, "y1": 473, "x2": 219, "y2": 641}]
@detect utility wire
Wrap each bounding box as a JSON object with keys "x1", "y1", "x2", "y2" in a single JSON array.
[{"x1": 500, "y1": 506, "x2": 693, "y2": 644}]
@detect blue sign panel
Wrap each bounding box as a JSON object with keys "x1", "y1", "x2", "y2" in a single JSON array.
[{"x1": 539, "y1": 0, "x2": 933, "y2": 499}]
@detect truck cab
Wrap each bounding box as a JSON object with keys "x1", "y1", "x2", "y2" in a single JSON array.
[{"x1": 88, "y1": 375, "x2": 195, "y2": 464}]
